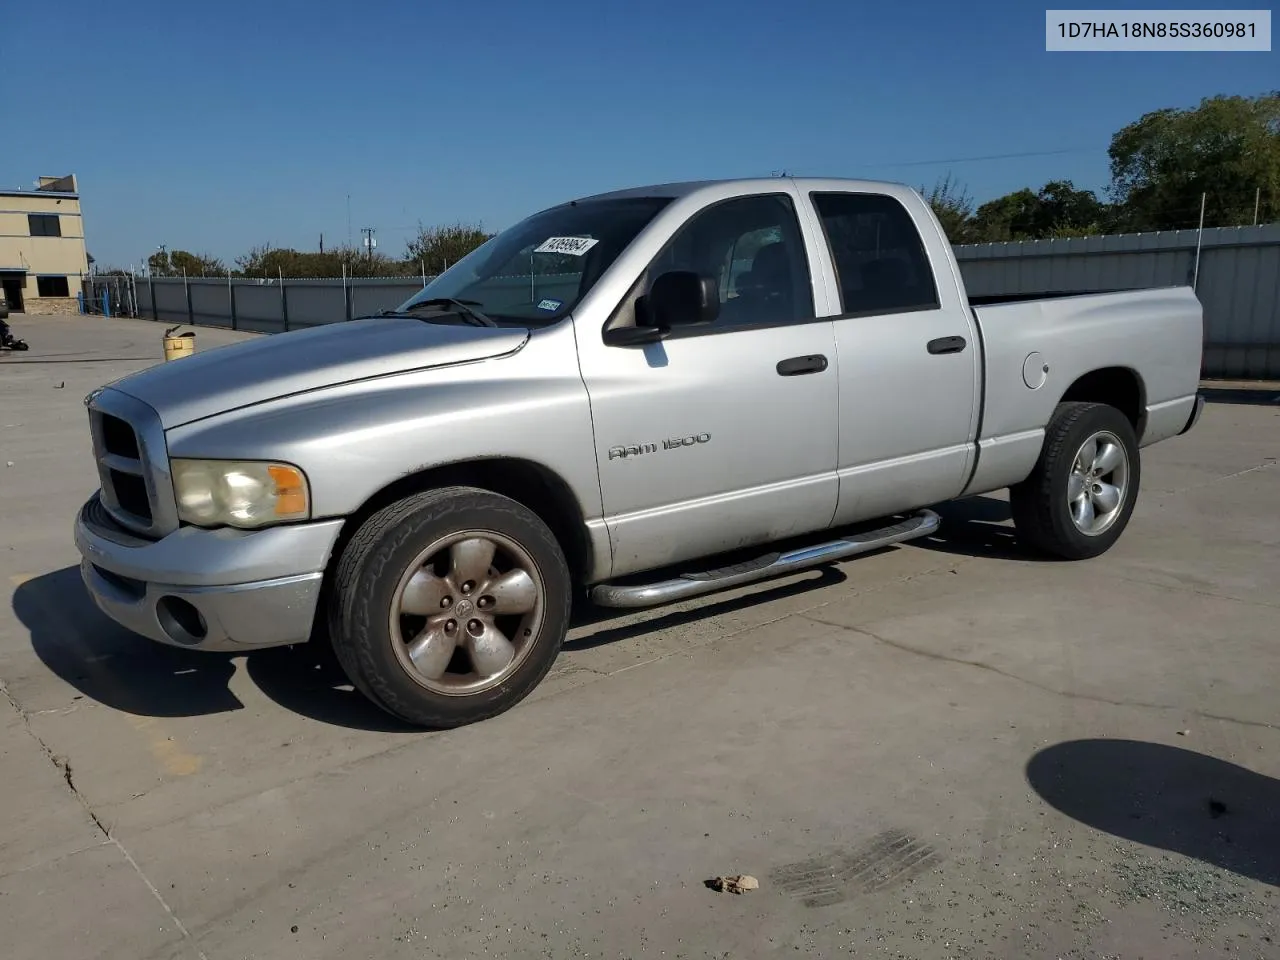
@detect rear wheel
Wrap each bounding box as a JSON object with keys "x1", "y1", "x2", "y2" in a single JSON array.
[
  {"x1": 1010, "y1": 402, "x2": 1140, "y2": 560},
  {"x1": 328, "y1": 486, "x2": 571, "y2": 728}
]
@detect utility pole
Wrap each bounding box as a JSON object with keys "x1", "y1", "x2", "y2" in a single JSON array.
[
  {"x1": 1192, "y1": 192, "x2": 1206, "y2": 292},
  {"x1": 361, "y1": 227, "x2": 376, "y2": 265},
  {"x1": 319, "y1": 233, "x2": 324, "y2": 254}
]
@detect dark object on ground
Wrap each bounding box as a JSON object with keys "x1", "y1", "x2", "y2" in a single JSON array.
[
  {"x1": 0, "y1": 307, "x2": 27, "y2": 349},
  {"x1": 706, "y1": 874, "x2": 759, "y2": 894}
]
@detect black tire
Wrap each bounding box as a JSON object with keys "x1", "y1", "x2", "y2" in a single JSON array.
[
  {"x1": 1010, "y1": 402, "x2": 1141, "y2": 560},
  {"x1": 327, "y1": 485, "x2": 571, "y2": 728}
]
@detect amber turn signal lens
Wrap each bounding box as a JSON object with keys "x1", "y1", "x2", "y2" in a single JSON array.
[{"x1": 268, "y1": 464, "x2": 308, "y2": 517}]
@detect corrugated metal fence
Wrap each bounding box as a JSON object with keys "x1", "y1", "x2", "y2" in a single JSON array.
[
  {"x1": 130, "y1": 223, "x2": 1280, "y2": 379},
  {"x1": 136, "y1": 276, "x2": 430, "y2": 333}
]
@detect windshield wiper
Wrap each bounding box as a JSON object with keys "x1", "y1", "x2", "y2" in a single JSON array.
[{"x1": 395, "y1": 297, "x2": 498, "y2": 328}]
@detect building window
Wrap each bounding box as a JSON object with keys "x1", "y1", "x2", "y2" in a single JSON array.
[
  {"x1": 37, "y1": 276, "x2": 70, "y2": 298},
  {"x1": 28, "y1": 214, "x2": 62, "y2": 237}
]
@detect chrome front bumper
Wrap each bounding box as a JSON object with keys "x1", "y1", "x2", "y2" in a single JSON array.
[{"x1": 74, "y1": 494, "x2": 345, "y2": 652}]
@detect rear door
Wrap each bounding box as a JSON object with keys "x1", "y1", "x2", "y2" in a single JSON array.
[
  {"x1": 805, "y1": 189, "x2": 980, "y2": 524},
  {"x1": 576, "y1": 190, "x2": 840, "y2": 578}
]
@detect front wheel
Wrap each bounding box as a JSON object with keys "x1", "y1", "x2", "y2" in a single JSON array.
[
  {"x1": 1010, "y1": 401, "x2": 1141, "y2": 560},
  {"x1": 328, "y1": 486, "x2": 572, "y2": 728}
]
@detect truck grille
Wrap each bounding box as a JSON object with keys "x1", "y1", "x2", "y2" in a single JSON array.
[
  {"x1": 86, "y1": 390, "x2": 178, "y2": 539},
  {"x1": 100, "y1": 413, "x2": 140, "y2": 459}
]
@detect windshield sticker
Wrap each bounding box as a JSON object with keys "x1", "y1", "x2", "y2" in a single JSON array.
[
  {"x1": 536, "y1": 298, "x2": 563, "y2": 312},
  {"x1": 534, "y1": 236, "x2": 599, "y2": 256}
]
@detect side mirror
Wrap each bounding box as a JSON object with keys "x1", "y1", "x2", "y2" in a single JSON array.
[
  {"x1": 648, "y1": 271, "x2": 719, "y2": 328},
  {"x1": 603, "y1": 324, "x2": 668, "y2": 347}
]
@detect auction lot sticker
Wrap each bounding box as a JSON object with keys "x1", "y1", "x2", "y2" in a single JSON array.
[
  {"x1": 1046, "y1": 9, "x2": 1271, "y2": 50},
  {"x1": 534, "y1": 237, "x2": 599, "y2": 256}
]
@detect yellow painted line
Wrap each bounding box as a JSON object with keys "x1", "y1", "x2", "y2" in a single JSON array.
[
  {"x1": 122, "y1": 715, "x2": 202, "y2": 776},
  {"x1": 22, "y1": 582, "x2": 203, "y2": 778}
]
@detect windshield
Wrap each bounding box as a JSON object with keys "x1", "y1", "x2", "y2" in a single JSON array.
[{"x1": 398, "y1": 196, "x2": 671, "y2": 324}]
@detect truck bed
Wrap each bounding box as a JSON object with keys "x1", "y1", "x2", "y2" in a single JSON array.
[
  {"x1": 967, "y1": 288, "x2": 1147, "y2": 307},
  {"x1": 961, "y1": 285, "x2": 1203, "y2": 498}
]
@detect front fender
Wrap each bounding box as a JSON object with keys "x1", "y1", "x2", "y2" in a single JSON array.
[{"x1": 164, "y1": 323, "x2": 603, "y2": 525}]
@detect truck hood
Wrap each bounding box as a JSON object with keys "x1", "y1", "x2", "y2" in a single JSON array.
[{"x1": 108, "y1": 317, "x2": 530, "y2": 428}]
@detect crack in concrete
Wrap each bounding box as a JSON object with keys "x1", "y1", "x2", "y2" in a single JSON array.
[
  {"x1": 0, "y1": 681, "x2": 109, "y2": 840},
  {"x1": 51, "y1": 754, "x2": 109, "y2": 837},
  {"x1": 0, "y1": 682, "x2": 209, "y2": 960},
  {"x1": 0, "y1": 839, "x2": 112, "y2": 881},
  {"x1": 804, "y1": 616, "x2": 1279, "y2": 733},
  {"x1": 1152, "y1": 458, "x2": 1277, "y2": 500},
  {"x1": 1110, "y1": 572, "x2": 1280, "y2": 611}
]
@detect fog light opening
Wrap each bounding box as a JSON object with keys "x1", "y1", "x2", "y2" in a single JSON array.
[{"x1": 156, "y1": 596, "x2": 208, "y2": 646}]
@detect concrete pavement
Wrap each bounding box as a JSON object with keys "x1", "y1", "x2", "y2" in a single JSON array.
[{"x1": 1, "y1": 313, "x2": 1278, "y2": 959}]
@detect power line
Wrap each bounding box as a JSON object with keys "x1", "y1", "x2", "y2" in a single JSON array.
[{"x1": 860, "y1": 147, "x2": 1098, "y2": 169}]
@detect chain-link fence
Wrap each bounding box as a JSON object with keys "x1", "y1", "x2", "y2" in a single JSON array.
[{"x1": 80, "y1": 274, "x2": 139, "y2": 319}]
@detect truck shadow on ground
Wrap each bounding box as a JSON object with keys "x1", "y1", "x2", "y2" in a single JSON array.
[
  {"x1": 15, "y1": 501, "x2": 1029, "y2": 728},
  {"x1": 14, "y1": 563, "x2": 851, "y2": 728},
  {"x1": 13, "y1": 567, "x2": 415, "y2": 733},
  {"x1": 912, "y1": 495, "x2": 1037, "y2": 562},
  {"x1": 565, "y1": 565, "x2": 849, "y2": 651},
  {"x1": 1026, "y1": 738, "x2": 1280, "y2": 888}
]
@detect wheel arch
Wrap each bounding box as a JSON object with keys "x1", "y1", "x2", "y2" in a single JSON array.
[
  {"x1": 323, "y1": 457, "x2": 592, "y2": 595},
  {"x1": 1058, "y1": 366, "x2": 1147, "y2": 439}
]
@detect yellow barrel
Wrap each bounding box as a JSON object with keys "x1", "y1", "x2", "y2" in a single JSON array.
[{"x1": 162, "y1": 331, "x2": 196, "y2": 361}]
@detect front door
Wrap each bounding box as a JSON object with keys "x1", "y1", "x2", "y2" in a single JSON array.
[
  {"x1": 577, "y1": 192, "x2": 840, "y2": 578},
  {"x1": 0, "y1": 273, "x2": 25, "y2": 312}
]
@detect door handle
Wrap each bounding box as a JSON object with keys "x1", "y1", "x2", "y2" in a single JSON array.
[
  {"x1": 776, "y1": 354, "x2": 829, "y2": 376},
  {"x1": 927, "y1": 336, "x2": 967, "y2": 355}
]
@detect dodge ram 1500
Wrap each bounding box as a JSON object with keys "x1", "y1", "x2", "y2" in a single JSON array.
[{"x1": 74, "y1": 177, "x2": 1205, "y2": 727}]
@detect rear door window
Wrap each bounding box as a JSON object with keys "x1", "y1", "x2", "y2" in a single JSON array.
[{"x1": 810, "y1": 192, "x2": 940, "y2": 316}]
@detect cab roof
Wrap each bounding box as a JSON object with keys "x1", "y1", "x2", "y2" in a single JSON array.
[{"x1": 575, "y1": 176, "x2": 915, "y2": 204}]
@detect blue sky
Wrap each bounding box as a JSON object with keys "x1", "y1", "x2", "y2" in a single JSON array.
[{"x1": 2, "y1": 0, "x2": 1275, "y2": 268}]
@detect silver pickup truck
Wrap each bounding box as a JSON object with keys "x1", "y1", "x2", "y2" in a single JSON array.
[{"x1": 74, "y1": 177, "x2": 1205, "y2": 727}]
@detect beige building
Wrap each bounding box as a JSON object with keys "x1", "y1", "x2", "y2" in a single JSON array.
[{"x1": 0, "y1": 174, "x2": 89, "y2": 315}]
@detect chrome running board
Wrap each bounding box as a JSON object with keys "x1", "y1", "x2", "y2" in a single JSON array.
[{"x1": 590, "y1": 509, "x2": 941, "y2": 610}]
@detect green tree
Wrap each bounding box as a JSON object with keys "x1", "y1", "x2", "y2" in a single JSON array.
[
  {"x1": 405, "y1": 223, "x2": 494, "y2": 274},
  {"x1": 1036, "y1": 179, "x2": 1112, "y2": 236},
  {"x1": 920, "y1": 174, "x2": 977, "y2": 244},
  {"x1": 971, "y1": 180, "x2": 1112, "y2": 241},
  {"x1": 1108, "y1": 91, "x2": 1280, "y2": 230},
  {"x1": 147, "y1": 249, "x2": 226, "y2": 277},
  {"x1": 970, "y1": 187, "x2": 1040, "y2": 242},
  {"x1": 234, "y1": 244, "x2": 407, "y2": 279}
]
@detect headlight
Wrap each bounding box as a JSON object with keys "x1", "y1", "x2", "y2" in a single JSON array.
[{"x1": 171, "y1": 459, "x2": 310, "y2": 529}]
